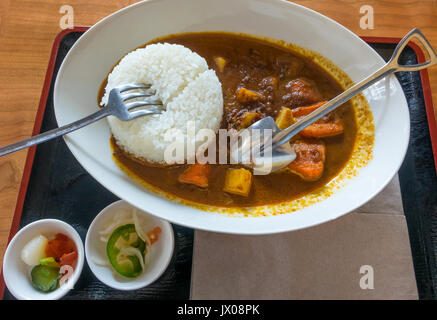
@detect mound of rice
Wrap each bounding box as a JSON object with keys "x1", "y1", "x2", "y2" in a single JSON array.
[{"x1": 101, "y1": 43, "x2": 223, "y2": 163}]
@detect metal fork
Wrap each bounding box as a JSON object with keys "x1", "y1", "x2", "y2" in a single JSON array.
[{"x1": 0, "y1": 83, "x2": 164, "y2": 157}]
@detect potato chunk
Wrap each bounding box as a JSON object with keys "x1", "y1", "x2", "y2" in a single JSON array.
[
  {"x1": 223, "y1": 168, "x2": 253, "y2": 197},
  {"x1": 237, "y1": 88, "x2": 264, "y2": 104},
  {"x1": 239, "y1": 111, "x2": 259, "y2": 129},
  {"x1": 178, "y1": 163, "x2": 211, "y2": 188},
  {"x1": 275, "y1": 107, "x2": 295, "y2": 129},
  {"x1": 214, "y1": 57, "x2": 227, "y2": 72}
]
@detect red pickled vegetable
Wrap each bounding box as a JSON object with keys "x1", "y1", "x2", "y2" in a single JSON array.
[
  {"x1": 59, "y1": 251, "x2": 78, "y2": 268},
  {"x1": 147, "y1": 227, "x2": 162, "y2": 245},
  {"x1": 45, "y1": 233, "x2": 76, "y2": 261}
]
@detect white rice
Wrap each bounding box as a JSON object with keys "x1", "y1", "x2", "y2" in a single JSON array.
[{"x1": 101, "y1": 43, "x2": 223, "y2": 163}]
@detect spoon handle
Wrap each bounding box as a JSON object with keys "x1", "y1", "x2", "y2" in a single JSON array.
[{"x1": 272, "y1": 28, "x2": 437, "y2": 149}]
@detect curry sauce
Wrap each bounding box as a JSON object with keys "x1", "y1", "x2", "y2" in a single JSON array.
[{"x1": 100, "y1": 32, "x2": 357, "y2": 207}]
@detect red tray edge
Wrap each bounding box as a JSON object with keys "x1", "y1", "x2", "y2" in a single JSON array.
[
  {"x1": 0, "y1": 26, "x2": 88, "y2": 300},
  {"x1": 0, "y1": 28, "x2": 436, "y2": 299}
]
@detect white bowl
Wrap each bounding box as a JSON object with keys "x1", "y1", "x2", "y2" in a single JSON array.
[
  {"x1": 85, "y1": 200, "x2": 174, "y2": 291},
  {"x1": 3, "y1": 219, "x2": 84, "y2": 300},
  {"x1": 53, "y1": 0, "x2": 410, "y2": 234}
]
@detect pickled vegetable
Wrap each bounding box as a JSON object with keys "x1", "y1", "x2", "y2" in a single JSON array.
[
  {"x1": 31, "y1": 265, "x2": 60, "y2": 292},
  {"x1": 45, "y1": 233, "x2": 76, "y2": 261},
  {"x1": 106, "y1": 224, "x2": 146, "y2": 278},
  {"x1": 146, "y1": 227, "x2": 162, "y2": 245},
  {"x1": 21, "y1": 235, "x2": 48, "y2": 266},
  {"x1": 59, "y1": 251, "x2": 78, "y2": 267},
  {"x1": 40, "y1": 257, "x2": 59, "y2": 268}
]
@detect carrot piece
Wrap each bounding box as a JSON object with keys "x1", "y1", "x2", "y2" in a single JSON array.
[
  {"x1": 178, "y1": 163, "x2": 211, "y2": 188},
  {"x1": 147, "y1": 227, "x2": 162, "y2": 245},
  {"x1": 59, "y1": 251, "x2": 78, "y2": 268},
  {"x1": 236, "y1": 87, "x2": 264, "y2": 104},
  {"x1": 288, "y1": 139, "x2": 326, "y2": 181},
  {"x1": 291, "y1": 101, "x2": 328, "y2": 117},
  {"x1": 292, "y1": 101, "x2": 344, "y2": 138},
  {"x1": 299, "y1": 122, "x2": 344, "y2": 138}
]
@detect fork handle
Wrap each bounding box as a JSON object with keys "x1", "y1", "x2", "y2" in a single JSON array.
[{"x1": 0, "y1": 108, "x2": 110, "y2": 157}]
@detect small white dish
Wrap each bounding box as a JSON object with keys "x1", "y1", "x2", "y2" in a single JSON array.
[
  {"x1": 3, "y1": 219, "x2": 84, "y2": 300},
  {"x1": 85, "y1": 200, "x2": 174, "y2": 291}
]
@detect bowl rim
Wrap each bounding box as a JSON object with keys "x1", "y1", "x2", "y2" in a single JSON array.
[
  {"x1": 84, "y1": 200, "x2": 175, "y2": 291},
  {"x1": 3, "y1": 219, "x2": 85, "y2": 300},
  {"x1": 53, "y1": 0, "x2": 410, "y2": 235}
]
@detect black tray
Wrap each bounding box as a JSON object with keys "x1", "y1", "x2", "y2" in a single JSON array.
[{"x1": 1, "y1": 30, "x2": 437, "y2": 299}]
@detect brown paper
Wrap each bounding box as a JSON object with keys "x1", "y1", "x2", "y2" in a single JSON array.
[
  {"x1": 190, "y1": 177, "x2": 418, "y2": 300},
  {"x1": 356, "y1": 176, "x2": 404, "y2": 215}
]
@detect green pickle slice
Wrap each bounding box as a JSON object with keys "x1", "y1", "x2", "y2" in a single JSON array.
[
  {"x1": 40, "y1": 257, "x2": 60, "y2": 268},
  {"x1": 31, "y1": 265, "x2": 60, "y2": 292},
  {"x1": 106, "y1": 224, "x2": 146, "y2": 278}
]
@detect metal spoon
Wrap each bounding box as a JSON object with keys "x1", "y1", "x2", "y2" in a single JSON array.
[{"x1": 236, "y1": 28, "x2": 437, "y2": 174}]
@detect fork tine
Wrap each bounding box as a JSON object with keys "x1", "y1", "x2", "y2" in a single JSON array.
[
  {"x1": 127, "y1": 108, "x2": 163, "y2": 120},
  {"x1": 126, "y1": 99, "x2": 163, "y2": 110},
  {"x1": 109, "y1": 83, "x2": 164, "y2": 121},
  {"x1": 118, "y1": 83, "x2": 151, "y2": 92},
  {"x1": 122, "y1": 89, "x2": 156, "y2": 102}
]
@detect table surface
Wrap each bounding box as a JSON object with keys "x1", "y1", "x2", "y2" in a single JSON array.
[{"x1": 0, "y1": 0, "x2": 436, "y2": 269}]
